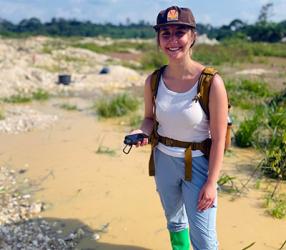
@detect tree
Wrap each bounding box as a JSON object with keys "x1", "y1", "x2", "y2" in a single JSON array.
[
  {"x1": 229, "y1": 19, "x2": 246, "y2": 31},
  {"x1": 257, "y1": 2, "x2": 273, "y2": 23}
]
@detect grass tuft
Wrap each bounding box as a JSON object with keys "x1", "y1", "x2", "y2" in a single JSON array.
[{"x1": 94, "y1": 93, "x2": 140, "y2": 118}]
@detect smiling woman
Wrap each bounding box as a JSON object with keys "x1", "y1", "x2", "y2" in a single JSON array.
[{"x1": 127, "y1": 5, "x2": 228, "y2": 250}]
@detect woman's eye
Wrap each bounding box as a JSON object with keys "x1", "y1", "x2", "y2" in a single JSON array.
[
  {"x1": 175, "y1": 31, "x2": 185, "y2": 37},
  {"x1": 161, "y1": 32, "x2": 170, "y2": 38}
]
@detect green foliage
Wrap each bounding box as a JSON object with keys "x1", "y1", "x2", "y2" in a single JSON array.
[
  {"x1": 72, "y1": 42, "x2": 107, "y2": 53},
  {"x1": 225, "y1": 79, "x2": 271, "y2": 109},
  {"x1": 59, "y1": 103, "x2": 78, "y2": 111},
  {"x1": 217, "y1": 174, "x2": 239, "y2": 194},
  {"x1": 1, "y1": 16, "x2": 286, "y2": 42},
  {"x1": 140, "y1": 50, "x2": 168, "y2": 70},
  {"x1": 3, "y1": 89, "x2": 50, "y2": 103},
  {"x1": 194, "y1": 42, "x2": 286, "y2": 66},
  {"x1": 261, "y1": 129, "x2": 286, "y2": 180},
  {"x1": 96, "y1": 146, "x2": 116, "y2": 156},
  {"x1": 3, "y1": 94, "x2": 32, "y2": 104},
  {"x1": 248, "y1": 42, "x2": 286, "y2": 57},
  {"x1": 235, "y1": 91, "x2": 286, "y2": 180},
  {"x1": 32, "y1": 89, "x2": 50, "y2": 101},
  {"x1": 94, "y1": 93, "x2": 140, "y2": 118},
  {"x1": 264, "y1": 193, "x2": 286, "y2": 219},
  {"x1": 73, "y1": 41, "x2": 151, "y2": 54},
  {"x1": 0, "y1": 108, "x2": 5, "y2": 120},
  {"x1": 193, "y1": 43, "x2": 253, "y2": 65}
]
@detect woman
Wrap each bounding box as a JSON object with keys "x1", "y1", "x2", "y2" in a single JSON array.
[{"x1": 131, "y1": 6, "x2": 228, "y2": 250}]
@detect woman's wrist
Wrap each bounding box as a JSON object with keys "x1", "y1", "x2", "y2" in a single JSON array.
[{"x1": 206, "y1": 178, "x2": 218, "y2": 186}]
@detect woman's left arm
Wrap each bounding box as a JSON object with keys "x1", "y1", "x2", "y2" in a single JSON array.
[{"x1": 197, "y1": 74, "x2": 228, "y2": 212}]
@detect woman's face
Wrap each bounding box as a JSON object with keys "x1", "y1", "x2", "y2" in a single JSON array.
[{"x1": 158, "y1": 25, "x2": 195, "y2": 60}]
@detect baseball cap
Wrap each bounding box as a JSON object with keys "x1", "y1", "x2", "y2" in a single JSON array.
[{"x1": 153, "y1": 6, "x2": 196, "y2": 31}]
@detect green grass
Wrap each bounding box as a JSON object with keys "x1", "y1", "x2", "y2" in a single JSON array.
[
  {"x1": 55, "y1": 54, "x2": 86, "y2": 63},
  {"x1": 264, "y1": 193, "x2": 286, "y2": 219},
  {"x1": 95, "y1": 146, "x2": 116, "y2": 156},
  {"x1": 0, "y1": 108, "x2": 5, "y2": 120},
  {"x1": 225, "y1": 79, "x2": 272, "y2": 110},
  {"x1": 234, "y1": 92, "x2": 286, "y2": 180},
  {"x1": 35, "y1": 64, "x2": 62, "y2": 73},
  {"x1": 42, "y1": 40, "x2": 68, "y2": 54},
  {"x1": 3, "y1": 95, "x2": 32, "y2": 104},
  {"x1": 217, "y1": 174, "x2": 239, "y2": 194},
  {"x1": 235, "y1": 116, "x2": 261, "y2": 147},
  {"x1": 72, "y1": 42, "x2": 107, "y2": 53},
  {"x1": 140, "y1": 50, "x2": 168, "y2": 70},
  {"x1": 32, "y1": 89, "x2": 50, "y2": 101},
  {"x1": 94, "y1": 93, "x2": 140, "y2": 118},
  {"x1": 72, "y1": 40, "x2": 154, "y2": 54},
  {"x1": 3, "y1": 89, "x2": 50, "y2": 103},
  {"x1": 59, "y1": 103, "x2": 78, "y2": 111},
  {"x1": 193, "y1": 41, "x2": 286, "y2": 66}
]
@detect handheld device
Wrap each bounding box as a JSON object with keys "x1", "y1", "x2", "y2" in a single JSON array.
[{"x1": 123, "y1": 133, "x2": 149, "y2": 154}]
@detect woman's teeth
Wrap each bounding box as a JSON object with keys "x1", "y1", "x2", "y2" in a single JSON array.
[{"x1": 168, "y1": 47, "x2": 180, "y2": 51}]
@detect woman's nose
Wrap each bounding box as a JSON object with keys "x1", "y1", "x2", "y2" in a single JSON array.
[{"x1": 169, "y1": 33, "x2": 179, "y2": 43}]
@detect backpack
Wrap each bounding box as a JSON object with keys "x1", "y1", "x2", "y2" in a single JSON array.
[{"x1": 150, "y1": 65, "x2": 232, "y2": 150}]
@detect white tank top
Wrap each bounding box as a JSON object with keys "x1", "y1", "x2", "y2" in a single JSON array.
[{"x1": 156, "y1": 75, "x2": 211, "y2": 158}]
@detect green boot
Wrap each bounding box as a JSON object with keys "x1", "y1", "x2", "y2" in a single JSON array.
[{"x1": 169, "y1": 228, "x2": 190, "y2": 250}]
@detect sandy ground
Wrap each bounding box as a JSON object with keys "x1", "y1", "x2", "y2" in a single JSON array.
[{"x1": 0, "y1": 101, "x2": 286, "y2": 250}]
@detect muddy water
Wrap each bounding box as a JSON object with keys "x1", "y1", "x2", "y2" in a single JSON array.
[{"x1": 0, "y1": 101, "x2": 285, "y2": 250}]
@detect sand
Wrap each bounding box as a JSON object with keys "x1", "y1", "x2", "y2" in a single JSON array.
[{"x1": 0, "y1": 100, "x2": 285, "y2": 250}]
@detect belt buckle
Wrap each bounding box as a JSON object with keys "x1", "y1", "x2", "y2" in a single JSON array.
[{"x1": 165, "y1": 138, "x2": 173, "y2": 146}]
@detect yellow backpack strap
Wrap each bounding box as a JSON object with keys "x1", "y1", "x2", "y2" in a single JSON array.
[
  {"x1": 150, "y1": 65, "x2": 167, "y2": 98},
  {"x1": 148, "y1": 65, "x2": 167, "y2": 176},
  {"x1": 197, "y1": 67, "x2": 218, "y2": 120}
]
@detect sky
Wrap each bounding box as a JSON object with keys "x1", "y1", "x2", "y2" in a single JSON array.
[{"x1": 0, "y1": 0, "x2": 285, "y2": 27}]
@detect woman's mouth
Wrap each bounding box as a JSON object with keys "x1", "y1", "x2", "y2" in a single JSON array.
[{"x1": 168, "y1": 47, "x2": 180, "y2": 52}]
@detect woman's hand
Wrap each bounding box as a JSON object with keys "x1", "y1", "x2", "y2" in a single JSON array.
[
  {"x1": 197, "y1": 181, "x2": 217, "y2": 212},
  {"x1": 128, "y1": 129, "x2": 149, "y2": 147}
]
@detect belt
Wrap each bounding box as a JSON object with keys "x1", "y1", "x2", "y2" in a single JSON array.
[{"x1": 149, "y1": 135, "x2": 211, "y2": 181}]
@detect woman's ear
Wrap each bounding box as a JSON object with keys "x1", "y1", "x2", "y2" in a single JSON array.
[
  {"x1": 193, "y1": 31, "x2": 197, "y2": 41},
  {"x1": 190, "y1": 30, "x2": 197, "y2": 48}
]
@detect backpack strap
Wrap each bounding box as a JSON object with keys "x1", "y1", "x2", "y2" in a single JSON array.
[
  {"x1": 197, "y1": 67, "x2": 218, "y2": 120},
  {"x1": 150, "y1": 65, "x2": 167, "y2": 98},
  {"x1": 148, "y1": 65, "x2": 167, "y2": 177}
]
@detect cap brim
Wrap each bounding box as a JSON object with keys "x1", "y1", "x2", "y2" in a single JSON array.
[{"x1": 153, "y1": 22, "x2": 195, "y2": 31}]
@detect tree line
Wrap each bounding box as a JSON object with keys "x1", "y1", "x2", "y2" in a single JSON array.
[{"x1": 0, "y1": 4, "x2": 285, "y2": 42}]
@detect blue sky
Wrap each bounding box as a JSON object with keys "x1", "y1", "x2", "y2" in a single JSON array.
[{"x1": 0, "y1": 0, "x2": 285, "y2": 26}]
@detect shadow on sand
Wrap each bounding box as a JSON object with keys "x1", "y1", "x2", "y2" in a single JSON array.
[{"x1": 0, "y1": 217, "x2": 151, "y2": 250}]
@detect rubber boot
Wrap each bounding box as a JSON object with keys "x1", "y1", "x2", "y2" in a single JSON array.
[{"x1": 169, "y1": 228, "x2": 190, "y2": 250}]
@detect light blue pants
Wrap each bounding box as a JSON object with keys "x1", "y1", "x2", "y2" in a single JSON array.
[{"x1": 154, "y1": 148, "x2": 218, "y2": 250}]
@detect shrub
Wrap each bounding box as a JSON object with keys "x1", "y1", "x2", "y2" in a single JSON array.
[
  {"x1": 235, "y1": 92, "x2": 286, "y2": 180},
  {"x1": 235, "y1": 116, "x2": 260, "y2": 147},
  {"x1": 32, "y1": 89, "x2": 50, "y2": 101},
  {"x1": 265, "y1": 193, "x2": 286, "y2": 219},
  {"x1": 95, "y1": 93, "x2": 140, "y2": 118},
  {"x1": 59, "y1": 103, "x2": 78, "y2": 111},
  {"x1": 225, "y1": 79, "x2": 271, "y2": 110},
  {"x1": 140, "y1": 50, "x2": 167, "y2": 70}
]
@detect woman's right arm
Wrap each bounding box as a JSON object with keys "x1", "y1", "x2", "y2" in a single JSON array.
[{"x1": 130, "y1": 74, "x2": 154, "y2": 146}]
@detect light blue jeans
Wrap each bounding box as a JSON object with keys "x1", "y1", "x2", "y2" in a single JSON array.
[{"x1": 154, "y1": 148, "x2": 218, "y2": 250}]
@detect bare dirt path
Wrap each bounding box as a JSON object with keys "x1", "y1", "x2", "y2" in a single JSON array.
[{"x1": 0, "y1": 101, "x2": 285, "y2": 250}]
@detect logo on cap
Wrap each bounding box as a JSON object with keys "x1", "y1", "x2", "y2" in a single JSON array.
[{"x1": 167, "y1": 9, "x2": 179, "y2": 22}]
